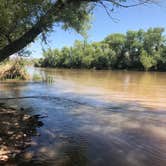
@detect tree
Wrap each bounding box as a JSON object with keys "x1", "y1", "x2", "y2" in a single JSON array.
[
  {"x1": 82, "y1": 44, "x2": 95, "y2": 68},
  {"x1": 0, "y1": 0, "x2": 155, "y2": 62},
  {"x1": 42, "y1": 48, "x2": 55, "y2": 67},
  {"x1": 140, "y1": 49, "x2": 156, "y2": 71},
  {"x1": 104, "y1": 33, "x2": 125, "y2": 68},
  {"x1": 124, "y1": 30, "x2": 144, "y2": 68},
  {"x1": 144, "y1": 28, "x2": 165, "y2": 55},
  {"x1": 37, "y1": 27, "x2": 166, "y2": 71},
  {"x1": 143, "y1": 27, "x2": 165, "y2": 70}
]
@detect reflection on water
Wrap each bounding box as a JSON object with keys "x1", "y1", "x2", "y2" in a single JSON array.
[
  {"x1": 0, "y1": 68, "x2": 166, "y2": 166},
  {"x1": 35, "y1": 68, "x2": 166, "y2": 109}
]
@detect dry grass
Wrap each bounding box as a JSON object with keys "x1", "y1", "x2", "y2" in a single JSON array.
[{"x1": 0, "y1": 61, "x2": 29, "y2": 80}]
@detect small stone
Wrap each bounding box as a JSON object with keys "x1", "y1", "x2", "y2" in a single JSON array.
[
  {"x1": 23, "y1": 115, "x2": 31, "y2": 120},
  {"x1": 0, "y1": 155, "x2": 9, "y2": 161}
]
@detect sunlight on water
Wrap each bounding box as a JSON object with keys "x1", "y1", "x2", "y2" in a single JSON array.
[{"x1": 36, "y1": 68, "x2": 166, "y2": 110}]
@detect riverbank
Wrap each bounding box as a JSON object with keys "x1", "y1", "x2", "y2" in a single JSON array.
[
  {"x1": 35, "y1": 65, "x2": 166, "y2": 72},
  {"x1": 0, "y1": 103, "x2": 43, "y2": 163}
]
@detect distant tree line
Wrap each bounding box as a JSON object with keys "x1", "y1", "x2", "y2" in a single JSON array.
[{"x1": 35, "y1": 27, "x2": 166, "y2": 71}]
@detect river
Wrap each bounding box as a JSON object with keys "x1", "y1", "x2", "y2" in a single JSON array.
[{"x1": 0, "y1": 68, "x2": 166, "y2": 166}]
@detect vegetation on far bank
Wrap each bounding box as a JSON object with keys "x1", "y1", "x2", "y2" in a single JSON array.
[{"x1": 35, "y1": 27, "x2": 166, "y2": 71}]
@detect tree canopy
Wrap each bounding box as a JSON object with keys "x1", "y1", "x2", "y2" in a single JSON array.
[
  {"x1": 35, "y1": 27, "x2": 166, "y2": 71},
  {"x1": 0, "y1": 0, "x2": 156, "y2": 62}
]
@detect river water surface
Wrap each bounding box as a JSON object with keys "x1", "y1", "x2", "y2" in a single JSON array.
[{"x1": 0, "y1": 68, "x2": 166, "y2": 166}]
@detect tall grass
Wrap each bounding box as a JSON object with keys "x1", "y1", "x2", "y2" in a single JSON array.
[{"x1": 0, "y1": 60, "x2": 29, "y2": 80}]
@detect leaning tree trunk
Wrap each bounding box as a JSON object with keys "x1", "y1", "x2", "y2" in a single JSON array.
[
  {"x1": 0, "y1": 0, "x2": 153, "y2": 62},
  {"x1": 0, "y1": 0, "x2": 67, "y2": 62}
]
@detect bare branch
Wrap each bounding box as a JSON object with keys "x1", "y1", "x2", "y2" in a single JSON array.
[
  {"x1": 99, "y1": 1, "x2": 119, "y2": 22},
  {"x1": 103, "y1": 0, "x2": 154, "y2": 8}
]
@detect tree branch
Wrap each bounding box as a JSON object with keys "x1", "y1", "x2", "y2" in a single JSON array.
[
  {"x1": 104, "y1": 0, "x2": 153, "y2": 8},
  {"x1": 0, "y1": 0, "x2": 155, "y2": 62},
  {"x1": 0, "y1": 0, "x2": 66, "y2": 62}
]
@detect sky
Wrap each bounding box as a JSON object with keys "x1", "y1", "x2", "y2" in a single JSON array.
[{"x1": 29, "y1": 1, "x2": 166, "y2": 58}]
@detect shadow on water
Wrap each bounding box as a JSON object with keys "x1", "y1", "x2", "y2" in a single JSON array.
[{"x1": 0, "y1": 81, "x2": 166, "y2": 166}]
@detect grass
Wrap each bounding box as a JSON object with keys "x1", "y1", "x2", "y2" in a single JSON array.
[{"x1": 0, "y1": 60, "x2": 29, "y2": 80}]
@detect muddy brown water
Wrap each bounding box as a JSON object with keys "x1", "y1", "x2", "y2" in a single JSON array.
[{"x1": 0, "y1": 68, "x2": 166, "y2": 166}]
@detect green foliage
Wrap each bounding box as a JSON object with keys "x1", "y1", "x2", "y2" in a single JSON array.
[
  {"x1": 140, "y1": 50, "x2": 155, "y2": 71},
  {"x1": 0, "y1": 0, "x2": 93, "y2": 49},
  {"x1": 36, "y1": 27, "x2": 166, "y2": 71},
  {"x1": 0, "y1": 0, "x2": 156, "y2": 62}
]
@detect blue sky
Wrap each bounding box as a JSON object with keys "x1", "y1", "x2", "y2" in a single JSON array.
[{"x1": 29, "y1": 1, "x2": 166, "y2": 58}]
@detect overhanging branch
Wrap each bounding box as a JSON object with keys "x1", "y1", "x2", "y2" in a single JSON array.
[
  {"x1": 0, "y1": 0, "x2": 66, "y2": 62},
  {"x1": 0, "y1": 0, "x2": 155, "y2": 62}
]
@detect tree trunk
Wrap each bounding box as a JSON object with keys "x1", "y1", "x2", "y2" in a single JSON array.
[{"x1": 0, "y1": 0, "x2": 66, "y2": 62}]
